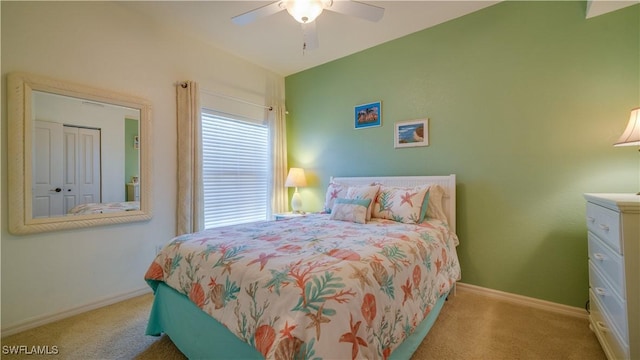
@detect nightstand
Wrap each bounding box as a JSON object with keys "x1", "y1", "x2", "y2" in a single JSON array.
[
  {"x1": 274, "y1": 212, "x2": 307, "y2": 220},
  {"x1": 127, "y1": 183, "x2": 140, "y2": 201},
  {"x1": 584, "y1": 193, "x2": 639, "y2": 360}
]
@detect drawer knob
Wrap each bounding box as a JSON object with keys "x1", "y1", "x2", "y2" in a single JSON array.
[
  {"x1": 592, "y1": 253, "x2": 606, "y2": 261},
  {"x1": 598, "y1": 224, "x2": 609, "y2": 232},
  {"x1": 594, "y1": 287, "x2": 608, "y2": 297},
  {"x1": 587, "y1": 216, "x2": 595, "y2": 223}
]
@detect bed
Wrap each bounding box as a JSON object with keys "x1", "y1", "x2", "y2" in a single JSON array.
[
  {"x1": 144, "y1": 175, "x2": 460, "y2": 359},
  {"x1": 67, "y1": 201, "x2": 140, "y2": 215}
]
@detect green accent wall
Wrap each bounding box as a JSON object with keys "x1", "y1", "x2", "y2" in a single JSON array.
[
  {"x1": 124, "y1": 118, "x2": 139, "y2": 186},
  {"x1": 285, "y1": 1, "x2": 639, "y2": 307}
]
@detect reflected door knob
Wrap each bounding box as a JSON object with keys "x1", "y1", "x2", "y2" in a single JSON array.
[{"x1": 50, "y1": 187, "x2": 62, "y2": 192}]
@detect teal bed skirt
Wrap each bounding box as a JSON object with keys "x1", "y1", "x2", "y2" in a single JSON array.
[{"x1": 146, "y1": 282, "x2": 450, "y2": 359}]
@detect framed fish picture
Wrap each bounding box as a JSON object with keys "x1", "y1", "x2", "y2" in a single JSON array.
[
  {"x1": 354, "y1": 101, "x2": 381, "y2": 129},
  {"x1": 394, "y1": 118, "x2": 429, "y2": 148}
]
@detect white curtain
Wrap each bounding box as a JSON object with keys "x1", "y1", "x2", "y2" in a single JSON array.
[
  {"x1": 268, "y1": 76, "x2": 289, "y2": 215},
  {"x1": 176, "y1": 81, "x2": 204, "y2": 235}
]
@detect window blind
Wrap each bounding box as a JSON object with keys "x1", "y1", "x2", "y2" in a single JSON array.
[{"x1": 201, "y1": 111, "x2": 270, "y2": 229}]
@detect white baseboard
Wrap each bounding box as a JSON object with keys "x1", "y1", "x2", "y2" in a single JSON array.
[
  {"x1": 1, "y1": 283, "x2": 588, "y2": 337},
  {"x1": 1, "y1": 287, "x2": 152, "y2": 337},
  {"x1": 456, "y1": 282, "x2": 588, "y2": 319}
]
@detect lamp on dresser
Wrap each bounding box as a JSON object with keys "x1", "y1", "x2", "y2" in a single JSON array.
[
  {"x1": 285, "y1": 167, "x2": 307, "y2": 213},
  {"x1": 614, "y1": 107, "x2": 640, "y2": 149},
  {"x1": 584, "y1": 109, "x2": 640, "y2": 359},
  {"x1": 613, "y1": 107, "x2": 640, "y2": 195}
]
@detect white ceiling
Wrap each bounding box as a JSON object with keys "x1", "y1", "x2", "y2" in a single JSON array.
[
  {"x1": 586, "y1": 0, "x2": 639, "y2": 18},
  {"x1": 121, "y1": 0, "x2": 638, "y2": 76},
  {"x1": 121, "y1": 1, "x2": 501, "y2": 76}
]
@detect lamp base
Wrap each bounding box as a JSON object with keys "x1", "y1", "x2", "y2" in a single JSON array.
[{"x1": 291, "y1": 189, "x2": 303, "y2": 213}]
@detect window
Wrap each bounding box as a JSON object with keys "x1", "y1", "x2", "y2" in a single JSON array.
[{"x1": 201, "y1": 110, "x2": 270, "y2": 229}]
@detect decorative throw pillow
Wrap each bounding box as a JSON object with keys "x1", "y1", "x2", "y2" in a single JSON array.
[
  {"x1": 345, "y1": 185, "x2": 380, "y2": 221},
  {"x1": 425, "y1": 184, "x2": 448, "y2": 224},
  {"x1": 372, "y1": 185, "x2": 430, "y2": 224},
  {"x1": 324, "y1": 181, "x2": 348, "y2": 213},
  {"x1": 330, "y1": 198, "x2": 372, "y2": 224}
]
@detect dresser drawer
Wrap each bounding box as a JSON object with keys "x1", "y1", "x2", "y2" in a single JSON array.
[
  {"x1": 586, "y1": 203, "x2": 622, "y2": 254},
  {"x1": 590, "y1": 289, "x2": 630, "y2": 360},
  {"x1": 588, "y1": 232, "x2": 625, "y2": 299},
  {"x1": 589, "y1": 262, "x2": 628, "y2": 342}
]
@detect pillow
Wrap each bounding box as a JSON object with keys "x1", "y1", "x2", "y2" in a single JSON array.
[
  {"x1": 323, "y1": 181, "x2": 348, "y2": 213},
  {"x1": 372, "y1": 185, "x2": 430, "y2": 224},
  {"x1": 425, "y1": 184, "x2": 449, "y2": 224},
  {"x1": 330, "y1": 198, "x2": 372, "y2": 224},
  {"x1": 345, "y1": 185, "x2": 380, "y2": 221}
]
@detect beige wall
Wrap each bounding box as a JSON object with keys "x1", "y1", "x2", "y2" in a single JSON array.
[{"x1": 1, "y1": 1, "x2": 283, "y2": 332}]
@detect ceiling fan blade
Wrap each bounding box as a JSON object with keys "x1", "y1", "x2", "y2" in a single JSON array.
[
  {"x1": 231, "y1": 1, "x2": 285, "y2": 26},
  {"x1": 326, "y1": 0, "x2": 385, "y2": 22},
  {"x1": 301, "y1": 21, "x2": 319, "y2": 50}
]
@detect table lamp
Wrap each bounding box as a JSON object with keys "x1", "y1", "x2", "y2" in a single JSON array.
[
  {"x1": 614, "y1": 107, "x2": 640, "y2": 194},
  {"x1": 285, "y1": 168, "x2": 307, "y2": 213},
  {"x1": 614, "y1": 107, "x2": 640, "y2": 148}
]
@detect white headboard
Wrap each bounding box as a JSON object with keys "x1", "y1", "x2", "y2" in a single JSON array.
[{"x1": 329, "y1": 174, "x2": 457, "y2": 232}]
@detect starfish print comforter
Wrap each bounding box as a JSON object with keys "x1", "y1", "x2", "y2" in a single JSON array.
[{"x1": 145, "y1": 214, "x2": 460, "y2": 360}]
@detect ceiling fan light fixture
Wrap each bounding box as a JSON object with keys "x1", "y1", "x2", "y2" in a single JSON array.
[{"x1": 286, "y1": 0, "x2": 325, "y2": 23}]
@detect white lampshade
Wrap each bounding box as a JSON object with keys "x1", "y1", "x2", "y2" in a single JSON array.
[
  {"x1": 285, "y1": 168, "x2": 307, "y2": 188},
  {"x1": 614, "y1": 107, "x2": 640, "y2": 147},
  {"x1": 286, "y1": 0, "x2": 324, "y2": 23}
]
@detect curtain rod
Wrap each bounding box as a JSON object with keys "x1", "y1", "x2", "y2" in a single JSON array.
[{"x1": 179, "y1": 82, "x2": 273, "y2": 111}]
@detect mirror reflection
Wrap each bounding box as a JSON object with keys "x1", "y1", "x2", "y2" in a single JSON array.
[
  {"x1": 7, "y1": 72, "x2": 152, "y2": 235},
  {"x1": 32, "y1": 91, "x2": 140, "y2": 218}
]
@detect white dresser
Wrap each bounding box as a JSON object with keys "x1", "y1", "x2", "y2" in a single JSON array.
[{"x1": 584, "y1": 193, "x2": 639, "y2": 360}]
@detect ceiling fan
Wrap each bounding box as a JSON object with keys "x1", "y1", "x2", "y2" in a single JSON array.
[{"x1": 231, "y1": 0, "x2": 385, "y2": 51}]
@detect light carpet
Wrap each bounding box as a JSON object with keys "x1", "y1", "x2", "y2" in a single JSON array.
[{"x1": 1, "y1": 287, "x2": 605, "y2": 359}]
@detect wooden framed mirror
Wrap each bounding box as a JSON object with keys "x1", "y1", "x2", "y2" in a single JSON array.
[{"x1": 7, "y1": 72, "x2": 152, "y2": 234}]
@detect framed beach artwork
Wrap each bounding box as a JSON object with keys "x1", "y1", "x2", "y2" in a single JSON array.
[
  {"x1": 354, "y1": 101, "x2": 381, "y2": 129},
  {"x1": 394, "y1": 118, "x2": 429, "y2": 148}
]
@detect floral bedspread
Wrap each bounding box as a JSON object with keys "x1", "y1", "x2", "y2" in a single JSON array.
[
  {"x1": 67, "y1": 201, "x2": 139, "y2": 215},
  {"x1": 145, "y1": 214, "x2": 460, "y2": 360}
]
